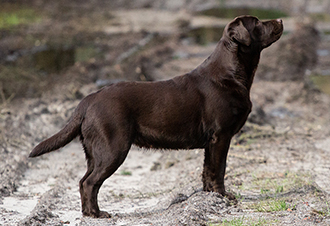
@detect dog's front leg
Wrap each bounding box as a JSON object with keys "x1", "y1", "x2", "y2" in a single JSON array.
[{"x1": 202, "y1": 133, "x2": 236, "y2": 200}]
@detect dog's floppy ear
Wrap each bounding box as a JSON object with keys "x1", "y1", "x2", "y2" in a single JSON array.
[{"x1": 225, "y1": 18, "x2": 251, "y2": 46}]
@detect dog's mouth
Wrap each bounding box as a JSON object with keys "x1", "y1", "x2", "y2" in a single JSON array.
[
  {"x1": 272, "y1": 19, "x2": 284, "y2": 36},
  {"x1": 260, "y1": 19, "x2": 283, "y2": 48}
]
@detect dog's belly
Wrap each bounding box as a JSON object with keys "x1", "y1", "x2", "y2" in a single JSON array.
[{"x1": 133, "y1": 124, "x2": 208, "y2": 150}]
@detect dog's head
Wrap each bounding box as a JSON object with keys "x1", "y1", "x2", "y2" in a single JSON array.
[{"x1": 224, "y1": 15, "x2": 283, "y2": 50}]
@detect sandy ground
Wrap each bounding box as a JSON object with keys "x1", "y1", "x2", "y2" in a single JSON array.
[
  {"x1": 1, "y1": 1, "x2": 330, "y2": 225},
  {"x1": 1, "y1": 67, "x2": 330, "y2": 226}
]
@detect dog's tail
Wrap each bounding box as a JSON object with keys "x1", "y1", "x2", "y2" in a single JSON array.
[{"x1": 29, "y1": 100, "x2": 88, "y2": 158}]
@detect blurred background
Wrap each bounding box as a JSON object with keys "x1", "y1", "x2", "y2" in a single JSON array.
[{"x1": 0, "y1": 0, "x2": 329, "y2": 101}]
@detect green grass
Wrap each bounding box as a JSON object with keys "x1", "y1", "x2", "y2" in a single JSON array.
[
  {"x1": 0, "y1": 4, "x2": 42, "y2": 29},
  {"x1": 250, "y1": 199, "x2": 288, "y2": 212},
  {"x1": 220, "y1": 217, "x2": 244, "y2": 226},
  {"x1": 120, "y1": 170, "x2": 132, "y2": 176},
  {"x1": 249, "y1": 171, "x2": 312, "y2": 195},
  {"x1": 317, "y1": 201, "x2": 330, "y2": 216},
  {"x1": 275, "y1": 185, "x2": 284, "y2": 193},
  {"x1": 310, "y1": 75, "x2": 330, "y2": 95},
  {"x1": 326, "y1": 202, "x2": 330, "y2": 216},
  {"x1": 211, "y1": 217, "x2": 278, "y2": 226},
  {"x1": 235, "y1": 191, "x2": 243, "y2": 200},
  {"x1": 260, "y1": 184, "x2": 283, "y2": 195},
  {"x1": 260, "y1": 188, "x2": 270, "y2": 194},
  {"x1": 251, "y1": 218, "x2": 277, "y2": 226}
]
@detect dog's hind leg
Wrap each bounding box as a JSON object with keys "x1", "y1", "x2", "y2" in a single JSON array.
[
  {"x1": 79, "y1": 144, "x2": 94, "y2": 216},
  {"x1": 80, "y1": 136, "x2": 131, "y2": 218}
]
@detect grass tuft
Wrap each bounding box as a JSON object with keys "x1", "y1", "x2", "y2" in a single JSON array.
[
  {"x1": 120, "y1": 170, "x2": 132, "y2": 176},
  {"x1": 210, "y1": 216, "x2": 278, "y2": 226},
  {"x1": 250, "y1": 199, "x2": 288, "y2": 212}
]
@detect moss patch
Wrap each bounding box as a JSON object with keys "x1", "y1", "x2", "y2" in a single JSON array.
[{"x1": 0, "y1": 3, "x2": 43, "y2": 29}]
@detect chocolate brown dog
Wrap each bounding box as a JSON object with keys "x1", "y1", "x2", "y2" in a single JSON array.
[{"x1": 30, "y1": 16, "x2": 283, "y2": 218}]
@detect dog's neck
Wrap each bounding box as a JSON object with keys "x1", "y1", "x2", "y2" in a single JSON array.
[
  {"x1": 194, "y1": 38, "x2": 261, "y2": 92},
  {"x1": 235, "y1": 43, "x2": 261, "y2": 91}
]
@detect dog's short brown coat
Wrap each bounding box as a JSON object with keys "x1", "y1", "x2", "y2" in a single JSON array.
[{"x1": 30, "y1": 16, "x2": 283, "y2": 218}]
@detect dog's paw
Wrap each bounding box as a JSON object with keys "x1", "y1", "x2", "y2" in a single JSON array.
[
  {"x1": 98, "y1": 211, "x2": 112, "y2": 218},
  {"x1": 224, "y1": 191, "x2": 236, "y2": 200},
  {"x1": 83, "y1": 210, "x2": 112, "y2": 218}
]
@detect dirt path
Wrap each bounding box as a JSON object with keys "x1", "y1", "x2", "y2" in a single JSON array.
[
  {"x1": 0, "y1": 139, "x2": 203, "y2": 225},
  {"x1": 1, "y1": 36, "x2": 330, "y2": 226},
  {"x1": 1, "y1": 80, "x2": 330, "y2": 225},
  {"x1": 0, "y1": 142, "x2": 166, "y2": 225},
  {"x1": 1, "y1": 1, "x2": 330, "y2": 225}
]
